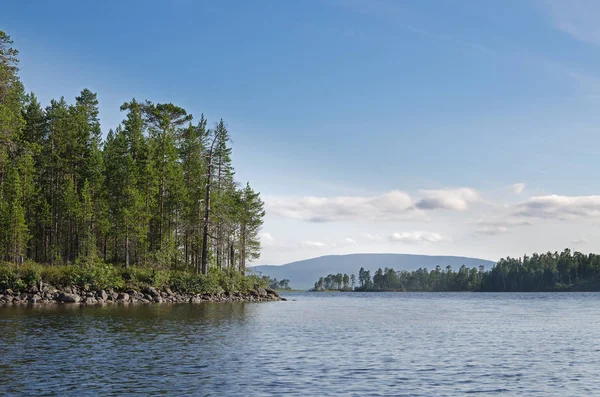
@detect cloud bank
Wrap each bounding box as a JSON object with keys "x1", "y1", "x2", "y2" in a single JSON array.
[
  {"x1": 512, "y1": 195, "x2": 600, "y2": 220},
  {"x1": 266, "y1": 188, "x2": 481, "y2": 222}
]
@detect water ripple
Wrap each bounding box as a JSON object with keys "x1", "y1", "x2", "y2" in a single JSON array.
[{"x1": 1, "y1": 292, "x2": 600, "y2": 396}]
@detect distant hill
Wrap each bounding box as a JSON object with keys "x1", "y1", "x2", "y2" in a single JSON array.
[{"x1": 251, "y1": 253, "x2": 496, "y2": 290}]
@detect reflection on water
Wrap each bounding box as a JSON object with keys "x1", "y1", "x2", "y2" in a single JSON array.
[{"x1": 2, "y1": 293, "x2": 600, "y2": 396}]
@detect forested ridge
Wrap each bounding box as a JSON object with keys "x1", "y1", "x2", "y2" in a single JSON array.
[
  {"x1": 313, "y1": 249, "x2": 600, "y2": 292},
  {"x1": 0, "y1": 30, "x2": 264, "y2": 275}
]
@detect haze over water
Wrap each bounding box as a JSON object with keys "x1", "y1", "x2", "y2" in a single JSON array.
[{"x1": 1, "y1": 293, "x2": 599, "y2": 396}]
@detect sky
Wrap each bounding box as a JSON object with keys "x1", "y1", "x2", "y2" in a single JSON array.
[{"x1": 3, "y1": 0, "x2": 600, "y2": 265}]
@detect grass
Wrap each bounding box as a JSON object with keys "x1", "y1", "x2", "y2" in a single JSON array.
[{"x1": 0, "y1": 260, "x2": 268, "y2": 294}]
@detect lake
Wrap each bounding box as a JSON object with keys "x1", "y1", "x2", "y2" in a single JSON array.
[{"x1": 1, "y1": 292, "x2": 600, "y2": 396}]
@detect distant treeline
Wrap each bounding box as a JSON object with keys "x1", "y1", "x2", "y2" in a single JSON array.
[
  {"x1": 261, "y1": 276, "x2": 291, "y2": 291},
  {"x1": 312, "y1": 249, "x2": 600, "y2": 292}
]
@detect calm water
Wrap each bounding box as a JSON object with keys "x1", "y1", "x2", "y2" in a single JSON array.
[{"x1": 1, "y1": 292, "x2": 600, "y2": 396}]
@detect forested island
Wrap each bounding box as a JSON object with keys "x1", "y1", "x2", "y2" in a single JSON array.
[
  {"x1": 0, "y1": 30, "x2": 277, "y2": 304},
  {"x1": 312, "y1": 249, "x2": 600, "y2": 292}
]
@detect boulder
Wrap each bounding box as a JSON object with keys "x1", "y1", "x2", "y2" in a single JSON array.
[
  {"x1": 28, "y1": 294, "x2": 42, "y2": 303},
  {"x1": 98, "y1": 290, "x2": 108, "y2": 301},
  {"x1": 118, "y1": 292, "x2": 130, "y2": 302},
  {"x1": 265, "y1": 288, "x2": 280, "y2": 297},
  {"x1": 144, "y1": 286, "x2": 160, "y2": 298},
  {"x1": 58, "y1": 293, "x2": 81, "y2": 303},
  {"x1": 85, "y1": 297, "x2": 97, "y2": 304},
  {"x1": 165, "y1": 288, "x2": 174, "y2": 296}
]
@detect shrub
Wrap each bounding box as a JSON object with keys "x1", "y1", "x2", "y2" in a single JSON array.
[
  {"x1": 121, "y1": 267, "x2": 170, "y2": 290},
  {"x1": 168, "y1": 270, "x2": 222, "y2": 294},
  {"x1": 0, "y1": 263, "x2": 24, "y2": 291},
  {"x1": 40, "y1": 265, "x2": 71, "y2": 287},
  {"x1": 21, "y1": 262, "x2": 43, "y2": 287},
  {"x1": 0, "y1": 260, "x2": 264, "y2": 294},
  {"x1": 63, "y1": 258, "x2": 125, "y2": 290}
]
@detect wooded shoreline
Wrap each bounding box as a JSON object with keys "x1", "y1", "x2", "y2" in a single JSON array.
[
  {"x1": 311, "y1": 249, "x2": 600, "y2": 293},
  {"x1": 0, "y1": 262, "x2": 283, "y2": 305}
]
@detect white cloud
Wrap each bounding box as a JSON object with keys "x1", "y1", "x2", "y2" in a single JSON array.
[
  {"x1": 266, "y1": 190, "x2": 418, "y2": 222},
  {"x1": 300, "y1": 241, "x2": 327, "y2": 248},
  {"x1": 545, "y1": 0, "x2": 600, "y2": 45},
  {"x1": 473, "y1": 219, "x2": 532, "y2": 236},
  {"x1": 512, "y1": 195, "x2": 600, "y2": 220},
  {"x1": 259, "y1": 232, "x2": 275, "y2": 246},
  {"x1": 416, "y1": 188, "x2": 481, "y2": 211},
  {"x1": 266, "y1": 187, "x2": 482, "y2": 222},
  {"x1": 389, "y1": 231, "x2": 445, "y2": 243},
  {"x1": 509, "y1": 183, "x2": 526, "y2": 194},
  {"x1": 572, "y1": 237, "x2": 589, "y2": 244},
  {"x1": 344, "y1": 237, "x2": 357, "y2": 245}
]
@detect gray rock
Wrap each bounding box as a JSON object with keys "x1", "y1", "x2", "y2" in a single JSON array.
[
  {"x1": 154, "y1": 296, "x2": 163, "y2": 303},
  {"x1": 4, "y1": 295, "x2": 14, "y2": 303},
  {"x1": 99, "y1": 290, "x2": 108, "y2": 301},
  {"x1": 189, "y1": 297, "x2": 202, "y2": 303},
  {"x1": 140, "y1": 298, "x2": 151, "y2": 303},
  {"x1": 165, "y1": 288, "x2": 174, "y2": 296},
  {"x1": 265, "y1": 288, "x2": 280, "y2": 297},
  {"x1": 85, "y1": 297, "x2": 97, "y2": 304},
  {"x1": 28, "y1": 294, "x2": 42, "y2": 303},
  {"x1": 118, "y1": 292, "x2": 130, "y2": 302},
  {"x1": 144, "y1": 286, "x2": 159, "y2": 297},
  {"x1": 111, "y1": 292, "x2": 119, "y2": 300},
  {"x1": 58, "y1": 293, "x2": 81, "y2": 303}
]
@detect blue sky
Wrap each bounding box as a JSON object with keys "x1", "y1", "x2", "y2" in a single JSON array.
[{"x1": 4, "y1": 0, "x2": 600, "y2": 264}]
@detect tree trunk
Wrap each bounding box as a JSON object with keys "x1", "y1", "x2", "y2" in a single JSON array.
[
  {"x1": 200, "y1": 136, "x2": 217, "y2": 275},
  {"x1": 125, "y1": 229, "x2": 130, "y2": 268}
]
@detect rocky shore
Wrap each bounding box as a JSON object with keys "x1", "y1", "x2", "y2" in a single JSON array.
[{"x1": 0, "y1": 283, "x2": 284, "y2": 305}]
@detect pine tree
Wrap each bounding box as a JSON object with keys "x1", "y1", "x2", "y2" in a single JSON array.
[
  {"x1": 237, "y1": 183, "x2": 265, "y2": 272},
  {"x1": 143, "y1": 102, "x2": 191, "y2": 264},
  {"x1": 0, "y1": 30, "x2": 25, "y2": 183},
  {"x1": 180, "y1": 116, "x2": 209, "y2": 271},
  {"x1": 1, "y1": 161, "x2": 29, "y2": 263}
]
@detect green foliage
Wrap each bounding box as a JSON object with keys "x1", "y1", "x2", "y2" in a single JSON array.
[
  {"x1": 67, "y1": 259, "x2": 125, "y2": 291},
  {"x1": 168, "y1": 270, "x2": 222, "y2": 294},
  {"x1": 0, "y1": 263, "x2": 25, "y2": 291},
  {"x1": 0, "y1": 260, "x2": 263, "y2": 294},
  {"x1": 0, "y1": 29, "x2": 265, "y2": 273},
  {"x1": 260, "y1": 275, "x2": 292, "y2": 290},
  {"x1": 0, "y1": 262, "x2": 41, "y2": 290},
  {"x1": 121, "y1": 267, "x2": 170, "y2": 289}
]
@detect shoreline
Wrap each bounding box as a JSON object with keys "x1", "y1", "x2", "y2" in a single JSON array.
[{"x1": 0, "y1": 283, "x2": 284, "y2": 305}]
